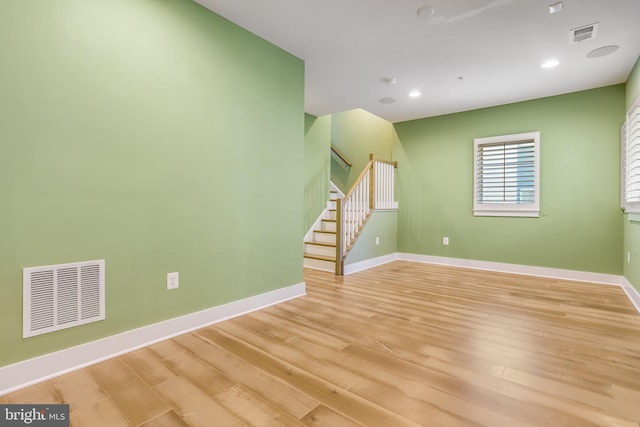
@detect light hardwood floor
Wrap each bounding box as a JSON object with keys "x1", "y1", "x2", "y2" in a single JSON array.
[{"x1": 3, "y1": 261, "x2": 640, "y2": 426}]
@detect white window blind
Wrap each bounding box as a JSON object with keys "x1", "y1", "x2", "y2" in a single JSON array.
[
  {"x1": 623, "y1": 98, "x2": 640, "y2": 213},
  {"x1": 473, "y1": 131, "x2": 540, "y2": 217}
]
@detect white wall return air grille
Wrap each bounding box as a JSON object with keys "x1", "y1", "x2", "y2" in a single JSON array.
[{"x1": 23, "y1": 260, "x2": 105, "y2": 338}]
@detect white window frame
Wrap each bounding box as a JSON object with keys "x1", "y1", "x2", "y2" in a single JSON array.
[
  {"x1": 473, "y1": 131, "x2": 540, "y2": 217},
  {"x1": 622, "y1": 96, "x2": 640, "y2": 214}
]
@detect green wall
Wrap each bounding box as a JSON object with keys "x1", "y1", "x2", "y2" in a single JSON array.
[
  {"x1": 304, "y1": 114, "x2": 331, "y2": 233},
  {"x1": 394, "y1": 85, "x2": 625, "y2": 274},
  {"x1": 624, "y1": 55, "x2": 640, "y2": 290},
  {"x1": 330, "y1": 109, "x2": 396, "y2": 192},
  {"x1": 345, "y1": 211, "x2": 398, "y2": 265},
  {"x1": 0, "y1": 0, "x2": 304, "y2": 367}
]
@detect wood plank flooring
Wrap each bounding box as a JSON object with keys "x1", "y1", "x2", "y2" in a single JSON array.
[{"x1": 3, "y1": 261, "x2": 640, "y2": 426}]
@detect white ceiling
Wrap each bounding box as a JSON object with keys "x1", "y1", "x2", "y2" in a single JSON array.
[{"x1": 195, "y1": 0, "x2": 640, "y2": 123}]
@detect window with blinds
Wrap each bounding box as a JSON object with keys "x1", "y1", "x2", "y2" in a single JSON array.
[
  {"x1": 473, "y1": 131, "x2": 540, "y2": 217},
  {"x1": 622, "y1": 97, "x2": 640, "y2": 213}
]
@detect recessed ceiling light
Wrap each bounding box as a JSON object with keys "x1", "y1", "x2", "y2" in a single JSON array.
[
  {"x1": 409, "y1": 90, "x2": 422, "y2": 98},
  {"x1": 541, "y1": 59, "x2": 559, "y2": 69},
  {"x1": 548, "y1": 2, "x2": 562, "y2": 14},
  {"x1": 379, "y1": 97, "x2": 396, "y2": 104},
  {"x1": 586, "y1": 45, "x2": 619, "y2": 58}
]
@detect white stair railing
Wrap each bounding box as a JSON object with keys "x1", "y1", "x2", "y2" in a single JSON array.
[
  {"x1": 374, "y1": 159, "x2": 398, "y2": 210},
  {"x1": 343, "y1": 168, "x2": 370, "y2": 249},
  {"x1": 335, "y1": 153, "x2": 397, "y2": 275}
]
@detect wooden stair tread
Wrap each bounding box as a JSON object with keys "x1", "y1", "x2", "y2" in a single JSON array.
[
  {"x1": 313, "y1": 229, "x2": 336, "y2": 234},
  {"x1": 321, "y1": 219, "x2": 336, "y2": 223},
  {"x1": 304, "y1": 241, "x2": 336, "y2": 247},
  {"x1": 303, "y1": 253, "x2": 335, "y2": 262}
]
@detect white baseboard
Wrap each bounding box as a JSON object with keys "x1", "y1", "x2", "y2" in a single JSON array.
[
  {"x1": 621, "y1": 277, "x2": 640, "y2": 313},
  {"x1": 397, "y1": 253, "x2": 623, "y2": 286},
  {"x1": 344, "y1": 253, "x2": 399, "y2": 275},
  {"x1": 0, "y1": 282, "x2": 306, "y2": 396}
]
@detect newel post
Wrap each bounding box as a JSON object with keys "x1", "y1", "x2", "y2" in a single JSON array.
[{"x1": 335, "y1": 198, "x2": 343, "y2": 276}]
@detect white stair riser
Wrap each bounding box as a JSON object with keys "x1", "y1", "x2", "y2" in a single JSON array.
[
  {"x1": 314, "y1": 232, "x2": 336, "y2": 244},
  {"x1": 330, "y1": 192, "x2": 338, "y2": 201},
  {"x1": 327, "y1": 211, "x2": 336, "y2": 220},
  {"x1": 303, "y1": 257, "x2": 336, "y2": 273},
  {"x1": 305, "y1": 244, "x2": 336, "y2": 257},
  {"x1": 321, "y1": 221, "x2": 336, "y2": 232},
  {"x1": 328, "y1": 200, "x2": 336, "y2": 210}
]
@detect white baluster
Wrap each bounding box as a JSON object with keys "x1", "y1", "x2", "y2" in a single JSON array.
[
  {"x1": 374, "y1": 162, "x2": 378, "y2": 209},
  {"x1": 348, "y1": 197, "x2": 353, "y2": 244},
  {"x1": 387, "y1": 164, "x2": 391, "y2": 207},
  {"x1": 388, "y1": 164, "x2": 391, "y2": 207},
  {"x1": 361, "y1": 181, "x2": 364, "y2": 221},
  {"x1": 385, "y1": 165, "x2": 391, "y2": 207},
  {"x1": 380, "y1": 163, "x2": 384, "y2": 208},
  {"x1": 348, "y1": 197, "x2": 351, "y2": 246},
  {"x1": 342, "y1": 199, "x2": 346, "y2": 250},
  {"x1": 366, "y1": 172, "x2": 370, "y2": 215},
  {"x1": 351, "y1": 190, "x2": 356, "y2": 240},
  {"x1": 359, "y1": 179, "x2": 364, "y2": 226},
  {"x1": 379, "y1": 163, "x2": 383, "y2": 208},
  {"x1": 352, "y1": 186, "x2": 357, "y2": 238},
  {"x1": 378, "y1": 162, "x2": 383, "y2": 209},
  {"x1": 344, "y1": 198, "x2": 349, "y2": 248},
  {"x1": 372, "y1": 163, "x2": 376, "y2": 210},
  {"x1": 364, "y1": 175, "x2": 368, "y2": 217},
  {"x1": 356, "y1": 181, "x2": 360, "y2": 228},
  {"x1": 384, "y1": 163, "x2": 388, "y2": 208},
  {"x1": 379, "y1": 164, "x2": 382, "y2": 209},
  {"x1": 351, "y1": 188, "x2": 356, "y2": 238},
  {"x1": 361, "y1": 176, "x2": 366, "y2": 222},
  {"x1": 362, "y1": 178, "x2": 366, "y2": 221},
  {"x1": 384, "y1": 163, "x2": 389, "y2": 208},
  {"x1": 344, "y1": 198, "x2": 348, "y2": 249}
]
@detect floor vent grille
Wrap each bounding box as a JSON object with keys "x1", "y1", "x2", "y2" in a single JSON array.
[{"x1": 23, "y1": 260, "x2": 105, "y2": 338}]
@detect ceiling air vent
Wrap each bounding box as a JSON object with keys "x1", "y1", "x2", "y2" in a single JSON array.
[
  {"x1": 570, "y1": 23, "x2": 598, "y2": 44},
  {"x1": 23, "y1": 260, "x2": 105, "y2": 338}
]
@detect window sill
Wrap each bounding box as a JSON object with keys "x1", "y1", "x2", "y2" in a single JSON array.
[
  {"x1": 473, "y1": 209, "x2": 540, "y2": 218},
  {"x1": 624, "y1": 205, "x2": 640, "y2": 220}
]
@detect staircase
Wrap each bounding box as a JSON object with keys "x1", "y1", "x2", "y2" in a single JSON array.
[
  {"x1": 304, "y1": 153, "x2": 398, "y2": 275},
  {"x1": 303, "y1": 190, "x2": 339, "y2": 272}
]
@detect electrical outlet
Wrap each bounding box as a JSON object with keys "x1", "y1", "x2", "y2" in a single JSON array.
[
  {"x1": 167, "y1": 272, "x2": 179, "y2": 290},
  {"x1": 443, "y1": 237, "x2": 449, "y2": 246},
  {"x1": 376, "y1": 237, "x2": 380, "y2": 245}
]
